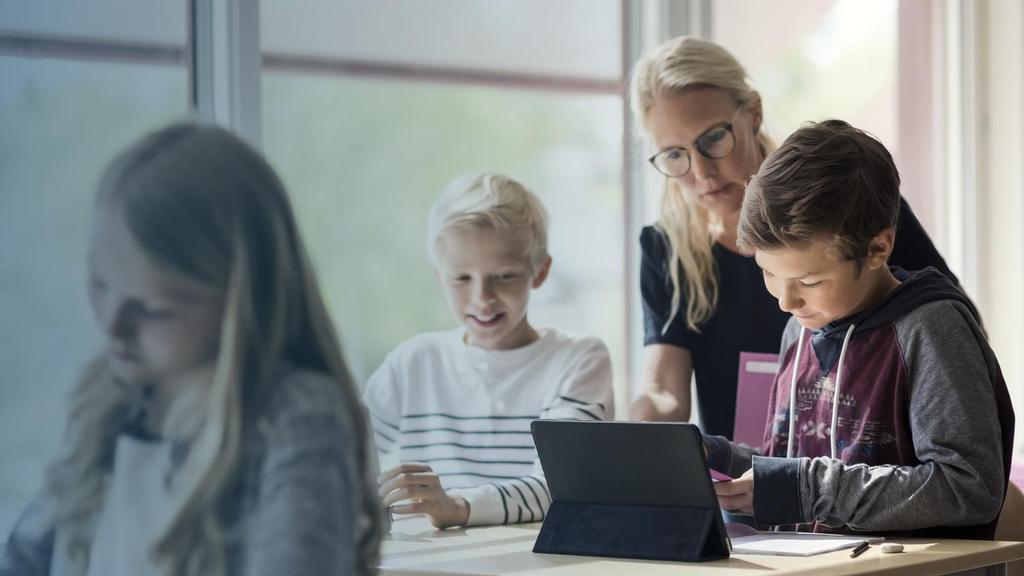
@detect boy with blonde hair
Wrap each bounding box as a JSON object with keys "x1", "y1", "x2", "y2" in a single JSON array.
[
  {"x1": 708, "y1": 120, "x2": 1014, "y2": 538},
  {"x1": 364, "y1": 173, "x2": 613, "y2": 528}
]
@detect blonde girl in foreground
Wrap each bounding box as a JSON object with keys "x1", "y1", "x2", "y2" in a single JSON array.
[{"x1": 1, "y1": 123, "x2": 383, "y2": 575}]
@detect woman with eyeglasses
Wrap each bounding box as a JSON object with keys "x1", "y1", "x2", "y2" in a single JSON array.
[{"x1": 627, "y1": 37, "x2": 957, "y2": 436}]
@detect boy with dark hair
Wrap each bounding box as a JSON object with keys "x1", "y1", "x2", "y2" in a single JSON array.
[{"x1": 708, "y1": 120, "x2": 1014, "y2": 538}]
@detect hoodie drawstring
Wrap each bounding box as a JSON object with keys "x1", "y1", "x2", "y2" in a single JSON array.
[
  {"x1": 785, "y1": 329, "x2": 805, "y2": 459},
  {"x1": 785, "y1": 323, "x2": 856, "y2": 460},
  {"x1": 830, "y1": 324, "x2": 856, "y2": 459}
]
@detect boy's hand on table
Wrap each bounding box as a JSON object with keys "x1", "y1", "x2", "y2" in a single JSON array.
[
  {"x1": 379, "y1": 462, "x2": 470, "y2": 529},
  {"x1": 714, "y1": 468, "x2": 754, "y2": 514}
]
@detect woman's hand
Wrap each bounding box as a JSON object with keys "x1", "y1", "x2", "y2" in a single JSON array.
[
  {"x1": 629, "y1": 344, "x2": 694, "y2": 421},
  {"x1": 378, "y1": 463, "x2": 470, "y2": 529}
]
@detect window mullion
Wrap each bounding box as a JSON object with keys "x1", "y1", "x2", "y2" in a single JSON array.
[{"x1": 190, "y1": 0, "x2": 262, "y2": 148}]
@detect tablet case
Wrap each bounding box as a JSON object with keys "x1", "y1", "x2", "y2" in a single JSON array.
[
  {"x1": 530, "y1": 421, "x2": 730, "y2": 562},
  {"x1": 732, "y1": 352, "x2": 780, "y2": 449}
]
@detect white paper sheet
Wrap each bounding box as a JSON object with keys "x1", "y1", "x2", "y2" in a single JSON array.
[{"x1": 730, "y1": 532, "x2": 885, "y2": 556}]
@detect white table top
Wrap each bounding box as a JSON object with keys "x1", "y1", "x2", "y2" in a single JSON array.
[{"x1": 380, "y1": 515, "x2": 1024, "y2": 576}]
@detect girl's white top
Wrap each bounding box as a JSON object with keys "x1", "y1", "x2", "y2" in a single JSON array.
[{"x1": 87, "y1": 435, "x2": 172, "y2": 576}]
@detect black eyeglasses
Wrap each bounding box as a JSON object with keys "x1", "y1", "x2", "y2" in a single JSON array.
[{"x1": 648, "y1": 107, "x2": 745, "y2": 178}]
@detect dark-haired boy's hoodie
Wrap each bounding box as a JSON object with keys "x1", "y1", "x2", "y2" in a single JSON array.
[{"x1": 706, "y1": 267, "x2": 1014, "y2": 538}]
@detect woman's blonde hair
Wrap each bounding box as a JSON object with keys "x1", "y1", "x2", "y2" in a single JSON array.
[
  {"x1": 629, "y1": 36, "x2": 776, "y2": 331},
  {"x1": 45, "y1": 123, "x2": 383, "y2": 574},
  {"x1": 426, "y1": 172, "x2": 549, "y2": 271}
]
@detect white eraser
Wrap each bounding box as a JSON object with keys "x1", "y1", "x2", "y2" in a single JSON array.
[{"x1": 881, "y1": 542, "x2": 904, "y2": 554}]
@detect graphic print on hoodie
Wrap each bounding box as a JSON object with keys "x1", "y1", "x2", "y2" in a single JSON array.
[{"x1": 761, "y1": 267, "x2": 1014, "y2": 539}]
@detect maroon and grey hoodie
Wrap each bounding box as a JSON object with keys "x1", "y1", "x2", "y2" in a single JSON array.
[{"x1": 706, "y1": 267, "x2": 1015, "y2": 538}]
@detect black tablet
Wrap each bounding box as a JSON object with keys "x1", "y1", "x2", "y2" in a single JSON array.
[{"x1": 530, "y1": 420, "x2": 730, "y2": 562}]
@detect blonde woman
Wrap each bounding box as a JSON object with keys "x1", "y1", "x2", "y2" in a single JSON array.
[
  {"x1": 628, "y1": 37, "x2": 956, "y2": 438},
  {"x1": 0, "y1": 123, "x2": 383, "y2": 575}
]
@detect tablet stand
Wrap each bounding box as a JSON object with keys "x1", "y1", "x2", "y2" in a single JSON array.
[{"x1": 533, "y1": 500, "x2": 730, "y2": 562}]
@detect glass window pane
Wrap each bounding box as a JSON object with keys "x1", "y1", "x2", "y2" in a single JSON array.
[
  {"x1": 261, "y1": 72, "x2": 626, "y2": 410},
  {"x1": 0, "y1": 56, "x2": 188, "y2": 537},
  {"x1": 261, "y1": 0, "x2": 622, "y2": 81},
  {"x1": 713, "y1": 0, "x2": 898, "y2": 153},
  {"x1": 0, "y1": 0, "x2": 186, "y2": 46}
]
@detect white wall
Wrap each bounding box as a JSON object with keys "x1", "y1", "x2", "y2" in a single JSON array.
[{"x1": 978, "y1": 0, "x2": 1024, "y2": 456}]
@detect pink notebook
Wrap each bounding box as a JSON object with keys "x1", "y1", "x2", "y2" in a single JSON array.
[
  {"x1": 732, "y1": 352, "x2": 780, "y2": 450},
  {"x1": 1012, "y1": 457, "x2": 1024, "y2": 491}
]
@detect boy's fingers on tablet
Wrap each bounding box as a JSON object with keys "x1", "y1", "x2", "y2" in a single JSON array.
[
  {"x1": 716, "y1": 493, "x2": 753, "y2": 513},
  {"x1": 715, "y1": 469, "x2": 755, "y2": 513},
  {"x1": 715, "y1": 493, "x2": 741, "y2": 506},
  {"x1": 713, "y1": 480, "x2": 745, "y2": 496},
  {"x1": 714, "y1": 469, "x2": 754, "y2": 495}
]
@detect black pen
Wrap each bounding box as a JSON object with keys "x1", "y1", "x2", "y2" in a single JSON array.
[{"x1": 850, "y1": 541, "x2": 870, "y2": 558}]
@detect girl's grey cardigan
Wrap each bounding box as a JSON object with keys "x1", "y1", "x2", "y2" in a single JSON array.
[{"x1": 1, "y1": 367, "x2": 375, "y2": 575}]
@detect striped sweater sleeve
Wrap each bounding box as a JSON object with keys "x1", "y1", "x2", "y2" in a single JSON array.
[
  {"x1": 451, "y1": 470, "x2": 551, "y2": 526},
  {"x1": 456, "y1": 337, "x2": 614, "y2": 526}
]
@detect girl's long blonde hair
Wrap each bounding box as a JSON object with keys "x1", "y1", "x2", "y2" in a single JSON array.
[
  {"x1": 45, "y1": 123, "x2": 383, "y2": 575},
  {"x1": 629, "y1": 36, "x2": 776, "y2": 331}
]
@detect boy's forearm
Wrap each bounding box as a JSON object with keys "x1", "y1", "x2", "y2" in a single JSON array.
[
  {"x1": 749, "y1": 456, "x2": 971, "y2": 529},
  {"x1": 749, "y1": 456, "x2": 805, "y2": 525},
  {"x1": 751, "y1": 433, "x2": 1004, "y2": 531},
  {"x1": 796, "y1": 456, "x2": 1003, "y2": 532}
]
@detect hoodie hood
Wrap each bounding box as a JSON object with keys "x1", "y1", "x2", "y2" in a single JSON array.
[{"x1": 810, "y1": 267, "x2": 973, "y2": 375}]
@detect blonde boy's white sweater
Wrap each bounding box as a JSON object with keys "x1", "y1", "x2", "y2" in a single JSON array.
[{"x1": 364, "y1": 327, "x2": 613, "y2": 526}]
